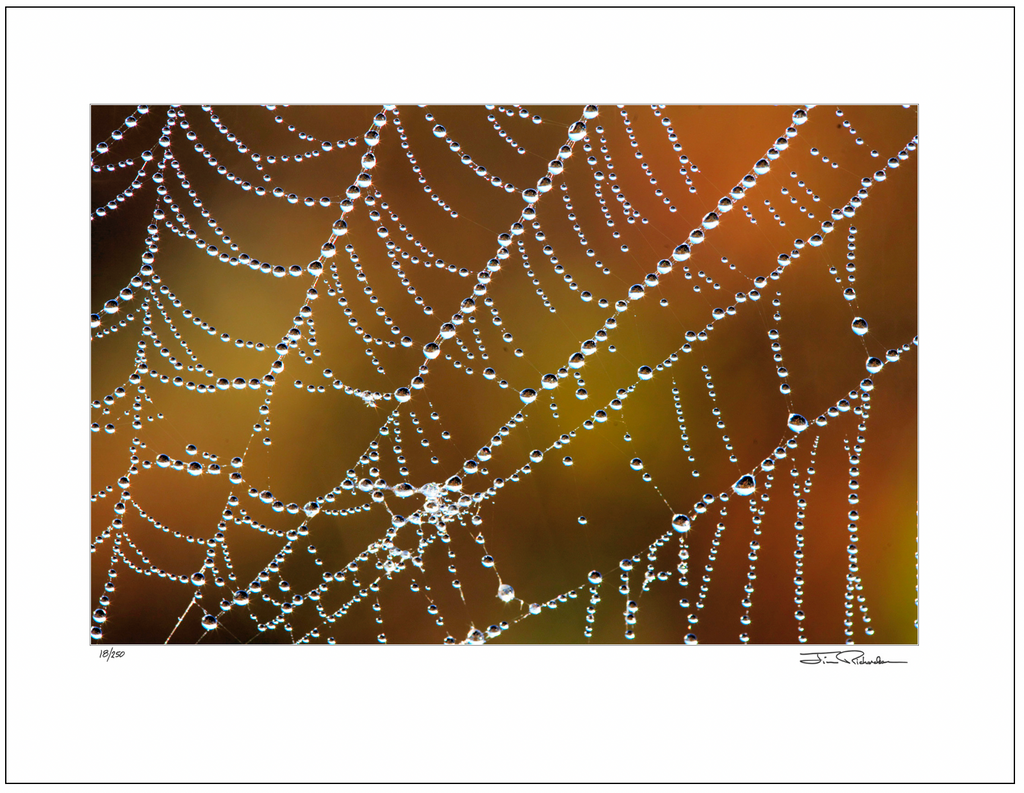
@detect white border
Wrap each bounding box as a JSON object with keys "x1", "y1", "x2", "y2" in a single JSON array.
[{"x1": 5, "y1": 5, "x2": 1015, "y2": 784}]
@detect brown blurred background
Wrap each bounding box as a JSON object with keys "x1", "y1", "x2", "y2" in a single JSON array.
[{"x1": 91, "y1": 104, "x2": 917, "y2": 644}]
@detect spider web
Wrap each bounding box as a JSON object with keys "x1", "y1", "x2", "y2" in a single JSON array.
[{"x1": 90, "y1": 103, "x2": 918, "y2": 645}]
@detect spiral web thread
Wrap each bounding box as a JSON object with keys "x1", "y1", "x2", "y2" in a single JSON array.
[{"x1": 89, "y1": 104, "x2": 918, "y2": 645}]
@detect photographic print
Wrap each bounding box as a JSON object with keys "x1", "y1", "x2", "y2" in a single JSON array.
[{"x1": 90, "y1": 103, "x2": 918, "y2": 645}]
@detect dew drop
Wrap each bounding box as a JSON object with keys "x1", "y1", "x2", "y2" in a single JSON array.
[
  {"x1": 637, "y1": 366, "x2": 653, "y2": 381},
  {"x1": 497, "y1": 584, "x2": 515, "y2": 603},
  {"x1": 851, "y1": 317, "x2": 869, "y2": 336},
  {"x1": 520, "y1": 388, "x2": 537, "y2": 404},
  {"x1": 568, "y1": 121, "x2": 587, "y2": 141},
  {"x1": 423, "y1": 342, "x2": 441, "y2": 359},
  {"x1": 432, "y1": 124, "x2": 447, "y2": 138},
  {"x1": 671, "y1": 514, "x2": 691, "y2": 533},
  {"x1": 866, "y1": 357, "x2": 884, "y2": 374},
  {"x1": 732, "y1": 475, "x2": 756, "y2": 497},
  {"x1": 788, "y1": 413, "x2": 809, "y2": 433},
  {"x1": 201, "y1": 614, "x2": 217, "y2": 631},
  {"x1": 629, "y1": 458, "x2": 644, "y2": 471},
  {"x1": 540, "y1": 373, "x2": 558, "y2": 390},
  {"x1": 588, "y1": 570, "x2": 603, "y2": 585},
  {"x1": 394, "y1": 387, "x2": 411, "y2": 403}
]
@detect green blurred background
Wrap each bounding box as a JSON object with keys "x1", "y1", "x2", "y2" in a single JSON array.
[{"x1": 91, "y1": 104, "x2": 917, "y2": 644}]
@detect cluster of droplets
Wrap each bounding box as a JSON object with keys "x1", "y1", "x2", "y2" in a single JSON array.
[
  {"x1": 651, "y1": 104, "x2": 698, "y2": 200},
  {"x1": 91, "y1": 105, "x2": 151, "y2": 168},
  {"x1": 700, "y1": 364, "x2": 739, "y2": 464},
  {"x1": 671, "y1": 381, "x2": 700, "y2": 478},
  {"x1": 390, "y1": 108, "x2": 459, "y2": 218},
  {"x1": 425, "y1": 109, "x2": 525, "y2": 194},
  {"x1": 484, "y1": 106, "x2": 530, "y2": 153}
]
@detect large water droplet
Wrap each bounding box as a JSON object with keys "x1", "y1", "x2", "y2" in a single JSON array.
[
  {"x1": 497, "y1": 584, "x2": 515, "y2": 603},
  {"x1": 733, "y1": 475, "x2": 756, "y2": 497},
  {"x1": 851, "y1": 317, "x2": 869, "y2": 336},
  {"x1": 520, "y1": 388, "x2": 537, "y2": 404},
  {"x1": 788, "y1": 413, "x2": 809, "y2": 433},
  {"x1": 672, "y1": 514, "x2": 691, "y2": 533}
]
